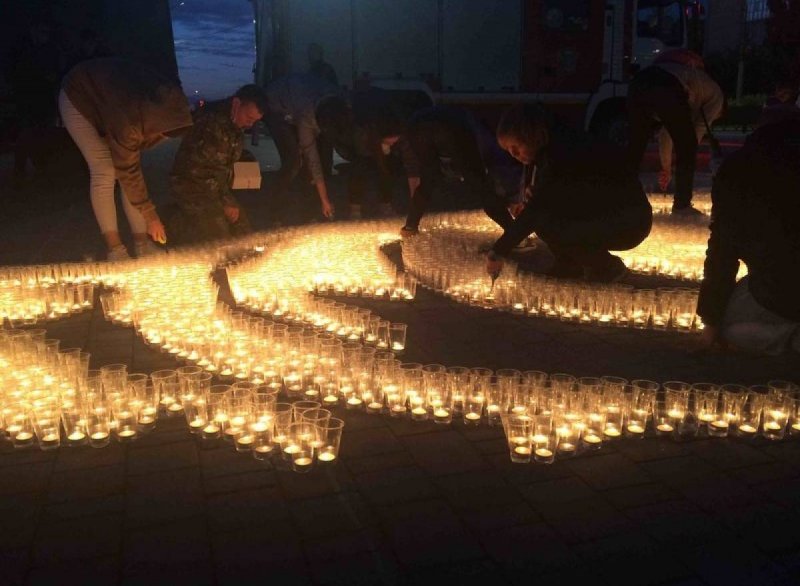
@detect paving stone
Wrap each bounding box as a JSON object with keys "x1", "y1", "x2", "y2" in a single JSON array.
[
  {"x1": 540, "y1": 497, "x2": 634, "y2": 544},
  {"x1": 26, "y1": 556, "x2": 119, "y2": 586},
  {"x1": 354, "y1": 466, "x2": 439, "y2": 507},
  {"x1": 122, "y1": 517, "x2": 211, "y2": 583},
  {"x1": 289, "y1": 492, "x2": 372, "y2": 538},
  {"x1": 401, "y1": 431, "x2": 487, "y2": 476},
  {"x1": 207, "y1": 487, "x2": 289, "y2": 532},
  {"x1": 126, "y1": 467, "x2": 204, "y2": 528},
  {"x1": 212, "y1": 527, "x2": 309, "y2": 586},
  {"x1": 48, "y1": 464, "x2": 125, "y2": 503},
  {"x1": 690, "y1": 439, "x2": 774, "y2": 470},
  {"x1": 125, "y1": 440, "x2": 198, "y2": 476},
  {"x1": 0, "y1": 493, "x2": 41, "y2": 549},
  {"x1": 400, "y1": 558, "x2": 503, "y2": 586},
  {"x1": 345, "y1": 450, "x2": 416, "y2": 476},
  {"x1": 519, "y1": 476, "x2": 596, "y2": 508},
  {"x1": 624, "y1": 500, "x2": 733, "y2": 548},
  {"x1": 276, "y1": 462, "x2": 356, "y2": 500},
  {"x1": 203, "y1": 468, "x2": 278, "y2": 496},
  {"x1": 34, "y1": 513, "x2": 122, "y2": 565},
  {"x1": 612, "y1": 437, "x2": 693, "y2": 462},
  {"x1": 719, "y1": 501, "x2": 800, "y2": 555},
  {"x1": 43, "y1": 494, "x2": 126, "y2": 524},
  {"x1": 302, "y1": 527, "x2": 384, "y2": 562},
  {"x1": 310, "y1": 550, "x2": 401, "y2": 586},
  {"x1": 480, "y1": 522, "x2": 580, "y2": 576},
  {"x1": 461, "y1": 501, "x2": 542, "y2": 534},
  {"x1": 53, "y1": 443, "x2": 126, "y2": 471},
  {"x1": 0, "y1": 461, "x2": 53, "y2": 496},
  {"x1": 565, "y1": 453, "x2": 652, "y2": 491},
  {"x1": 341, "y1": 427, "x2": 406, "y2": 459},
  {"x1": 677, "y1": 538, "x2": 793, "y2": 586},
  {"x1": 433, "y1": 471, "x2": 522, "y2": 510},
  {"x1": 602, "y1": 482, "x2": 681, "y2": 510},
  {"x1": 198, "y1": 443, "x2": 274, "y2": 478},
  {"x1": 0, "y1": 548, "x2": 29, "y2": 586}
]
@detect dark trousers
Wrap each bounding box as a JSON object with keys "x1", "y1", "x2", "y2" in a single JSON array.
[
  {"x1": 164, "y1": 201, "x2": 252, "y2": 246},
  {"x1": 265, "y1": 112, "x2": 302, "y2": 197},
  {"x1": 347, "y1": 156, "x2": 393, "y2": 206},
  {"x1": 404, "y1": 174, "x2": 515, "y2": 231},
  {"x1": 536, "y1": 203, "x2": 652, "y2": 271},
  {"x1": 627, "y1": 67, "x2": 697, "y2": 208}
]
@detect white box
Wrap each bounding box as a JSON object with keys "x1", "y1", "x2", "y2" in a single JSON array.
[{"x1": 232, "y1": 161, "x2": 262, "y2": 189}]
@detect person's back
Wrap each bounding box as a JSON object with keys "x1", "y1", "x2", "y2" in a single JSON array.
[{"x1": 700, "y1": 119, "x2": 800, "y2": 324}]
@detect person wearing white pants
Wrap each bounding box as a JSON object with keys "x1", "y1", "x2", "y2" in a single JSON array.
[{"x1": 59, "y1": 58, "x2": 192, "y2": 259}]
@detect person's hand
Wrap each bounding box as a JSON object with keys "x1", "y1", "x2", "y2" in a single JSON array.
[
  {"x1": 321, "y1": 198, "x2": 335, "y2": 218},
  {"x1": 486, "y1": 255, "x2": 504, "y2": 278},
  {"x1": 508, "y1": 202, "x2": 525, "y2": 218},
  {"x1": 147, "y1": 218, "x2": 167, "y2": 244},
  {"x1": 223, "y1": 205, "x2": 240, "y2": 223},
  {"x1": 407, "y1": 176, "x2": 421, "y2": 197},
  {"x1": 695, "y1": 324, "x2": 727, "y2": 353}
]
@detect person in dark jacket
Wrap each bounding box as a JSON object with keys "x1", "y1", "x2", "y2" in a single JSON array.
[
  {"x1": 264, "y1": 74, "x2": 345, "y2": 218},
  {"x1": 401, "y1": 106, "x2": 521, "y2": 235},
  {"x1": 307, "y1": 43, "x2": 339, "y2": 177},
  {"x1": 696, "y1": 112, "x2": 800, "y2": 355},
  {"x1": 166, "y1": 85, "x2": 267, "y2": 245},
  {"x1": 486, "y1": 103, "x2": 652, "y2": 283},
  {"x1": 627, "y1": 50, "x2": 721, "y2": 215},
  {"x1": 337, "y1": 88, "x2": 420, "y2": 218}
]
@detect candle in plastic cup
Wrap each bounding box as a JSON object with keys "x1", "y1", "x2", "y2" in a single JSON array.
[
  {"x1": 627, "y1": 424, "x2": 645, "y2": 434},
  {"x1": 535, "y1": 448, "x2": 553, "y2": 458},
  {"x1": 583, "y1": 434, "x2": 602, "y2": 445},
  {"x1": 738, "y1": 424, "x2": 757, "y2": 434},
  {"x1": 67, "y1": 431, "x2": 86, "y2": 442},
  {"x1": 604, "y1": 427, "x2": 621, "y2": 438},
  {"x1": 465, "y1": 412, "x2": 480, "y2": 422},
  {"x1": 318, "y1": 451, "x2": 336, "y2": 462},
  {"x1": 657, "y1": 423, "x2": 674, "y2": 433}
]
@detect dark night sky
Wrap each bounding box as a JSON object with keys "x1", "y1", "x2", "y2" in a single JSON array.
[{"x1": 170, "y1": 0, "x2": 256, "y2": 100}]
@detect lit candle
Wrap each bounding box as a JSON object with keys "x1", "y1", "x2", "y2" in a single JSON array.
[
  {"x1": 117, "y1": 429, "x2": 136, "y2": 438},
  {"x1": 67, "y1": 431, "x2": 86, "y2": 442},
  {"x1": 318, "y1": 452, "x2": 336, "y2": 462},
  {"x1": 583, "y1": 434, "x2": 601, "y2": 444},
  {"x1": 656, "y1": 423, "x2": 674, "y2": 433},
  {"x1": 534, "y1": 448, "x2": 553, "y2": 458},
  {"x1": 189, "y1": 417, "x2": 206, "y2": 430},
  {"x1": 738, "y1": 424, "x2": 757, "y2": 434},
  {"x1": 294, "y1": 456, "x2": 313, "y2": 468},
  {"x1": 90, "y1": 431, "x2": 109, "y2": 441},
  {"x1": 764, "y1": 421, "x2": 782, "y2": 431},
  {"x1": 411, "y1": 407, "x2": 427, "y2": 416},
  {"x1": 604, "y1": 427, "x2": 621, "y2": 438},
  {"x1": 627, "y1": 423, "x2": 645, "y2": 434},
  {"x1": 15, "y1": 431, "x2": 33, "y2": 442},
  {"x1": 465, "y1": 412, "x2": 480, "y2": 422}
]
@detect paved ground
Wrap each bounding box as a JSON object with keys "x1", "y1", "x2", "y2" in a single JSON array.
[{"x1": 2, "y1": 134, "x2": 799, "y2": 586}]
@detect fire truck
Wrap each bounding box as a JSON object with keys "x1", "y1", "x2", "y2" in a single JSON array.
[{"x1": 252, "y1": 0, "x2": 700, "y2": 139}]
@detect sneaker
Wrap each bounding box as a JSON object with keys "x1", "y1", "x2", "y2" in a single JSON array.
[
  {"x1": 134, "y1": 239, "x2": 163, "y2": 258},
  {"x1": 379, "y1": 202, "x2": 394, "y2": 217},
  {"x1": 400, "y1": 225, "x2": 419, "y2": 238},
  {"x1": 107, "y1": 244, "x2": 131, "y2": 262},
  {"x1": 349, "y1": 204, "x2": 362, "y2": 220},
  {"x1": 585, "y1": 255, "x2": 628, "y2": 283},
  {"x1": 671, "y1": 205, "x2": 705, "y2": 218}
]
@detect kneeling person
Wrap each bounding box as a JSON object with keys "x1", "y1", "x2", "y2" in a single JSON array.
[
  {"x1": 487, "y1": 104, "x2": 652, "y2": 282},
  {"x1": 168, "y1": 84, "x2": 267, "y2": 244}
]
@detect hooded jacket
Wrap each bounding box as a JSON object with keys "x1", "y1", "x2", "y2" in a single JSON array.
[{"x1": 62, "y1": 58, "x2": 193, "y2": 222}]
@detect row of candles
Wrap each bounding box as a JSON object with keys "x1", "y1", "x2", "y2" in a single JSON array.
[
  {"x1": 420, "y1": 209, "x2": 745, "y2": 283},
  {"x1": 402, "y1": 230, "x2": 705, "y2": 331},
  {"x1": 0, "y1": 281, "x2": 95, "y2": 327},
  {"x1": 0, "y1": 329, "x2": 344, "y2": 472}
]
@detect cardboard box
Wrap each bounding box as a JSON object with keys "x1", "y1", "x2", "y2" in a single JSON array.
[{"x1": 232, "y1": 161, "x2": 262, "y2": 189}]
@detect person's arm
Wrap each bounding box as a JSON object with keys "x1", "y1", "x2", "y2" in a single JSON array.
[
  {"x1": 395, "y1": 136, "x2": 421, "y2": 197},
  {"x1": 297, "y1": 123, "x2": 333, "y2": 217},
  {"x1": 696, "y1": 170, "x2": 741, "y2": 340},
  {"x1": 107, "y1": 130, "x2": 159, "y2": 226},
  {"x1": 490, "y1": 202, "x2": 539, "y2": 257}
]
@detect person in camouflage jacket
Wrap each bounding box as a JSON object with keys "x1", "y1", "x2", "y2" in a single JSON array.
[{"x1": 167, "y1": 84, "x2": 267, "y2": 244}]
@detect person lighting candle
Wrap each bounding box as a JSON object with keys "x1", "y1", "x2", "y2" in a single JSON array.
[{"x1": 485, "y1": 103, "x2": 652, "y2": 283}]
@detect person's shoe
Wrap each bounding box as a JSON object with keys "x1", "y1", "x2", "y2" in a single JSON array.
[
  {"x1": 349, "y1": 204, "x2": 362, "y2": 220},
  {"x1": 134, "y1": 239, "x2": 163, "y2": 258},
  {"x1": 544, "y1": 259, "x2": 584, "y2": 280},
  {"x1": 400, "y1": 225, "x2": 419, "y2": 238},
  {"x1": 671, "y1": 204, "x2": 705, "y2": 218},
  {"x1": 379, "y1": 202, "x2": 394, "y2": 217},
  {"x1": 585, "y1": 255, "x2": 628, "y2": 283},
  {"x1": 107, "y1": 244, "x2": 131, "y2": 262}
]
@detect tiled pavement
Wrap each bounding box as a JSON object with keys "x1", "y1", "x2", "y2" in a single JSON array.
[{"x1": 2, "y1": 141, "x2": 800, "y2": 586}]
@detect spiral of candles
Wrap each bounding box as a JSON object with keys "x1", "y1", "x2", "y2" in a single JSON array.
[{"x1": 0, "y1": 215, "x2": 792, "y2": 470}]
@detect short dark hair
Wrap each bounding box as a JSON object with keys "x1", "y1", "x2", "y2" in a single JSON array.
[
  {"x1": 496, "y1": 103, "x2": 552, "y2": 149},
  {"x1": 234, "y1": 84, "x2": 268, "y2": 114}
]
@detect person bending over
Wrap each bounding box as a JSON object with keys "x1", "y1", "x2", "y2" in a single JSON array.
[
  {"x1": 486, "y1": 103, "x2": 652, "y2": 283},
  {"x1": 401, "y1": 106, "x2": 521, "y2": 236},
  {"x1": 264, "y1": 73, "x2": 347, "y2": 218},
  {"x1": 697, "y1": 111, "x2": 800, "y2": 355},
  {"x1": 59, "y1": 57, "x2": 192, "y2": 260},
  {"x1": 167, "y1": 84, "x2": 267, "y2": 245}
]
